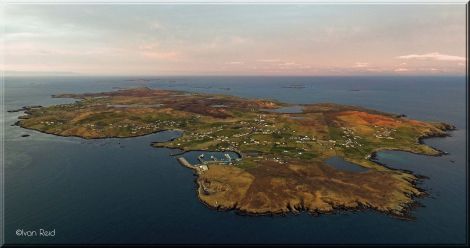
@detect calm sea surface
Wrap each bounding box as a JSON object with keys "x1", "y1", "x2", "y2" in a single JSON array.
[{"x1": 2, "y1": 76, "x2": 467, "y2": 244}]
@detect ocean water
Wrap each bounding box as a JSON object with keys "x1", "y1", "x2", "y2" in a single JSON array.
[{"x1": 2, "y1": 76, "x2": 467, "y2": 244}]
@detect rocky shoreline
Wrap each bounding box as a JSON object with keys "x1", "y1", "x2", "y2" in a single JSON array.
[
  {"x1": 13, "y1": 87, "x2": 457, "y2": 220},
  {"x1": 15, "y1": 104, "x2": 455, "y2": 219},
  {"x1": 188, "y1": 124, "x2": 456, "y2": 219},
  {"x1": 194, "y1": 178, "x2": 422, "y2": 220},
  {"x1": 7, "y1": 105, "x2": 42, "y2": 113}
]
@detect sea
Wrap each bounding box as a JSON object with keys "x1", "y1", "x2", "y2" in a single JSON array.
[{"x1": 1, "y1": 76, "x2": 467, "y2": 244}]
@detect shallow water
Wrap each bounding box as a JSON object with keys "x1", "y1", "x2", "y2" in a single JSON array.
[{"x1": 3, "y1": 76, "x2": 466, "y2": 244}]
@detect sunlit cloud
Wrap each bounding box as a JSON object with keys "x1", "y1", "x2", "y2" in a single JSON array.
[
  {"x1": 353, "y1": 62, "x2": 369, "y2": 68},
  {"x1": 140, "y1": 51, "x2": 182, "y2": 61},
  {"x1": 225, "y1": 61, "x2": 244, "y2": 65},
  {"x1": 397, "y1": 52, "x2": 465, "y2": 62},
  {"x1": 278, "y1": 62, "x2": 297, "y2": 66},
  {"x1": 257, "y1": 59, "x2": 281, "y2": 63}
]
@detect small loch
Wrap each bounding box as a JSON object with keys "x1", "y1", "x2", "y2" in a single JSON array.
[
  {"x1": 326, "y1": 156, "x2": 369, "y2": 173},
  {"x1": 264, "y1": 105, "x2": 304, "y2": 114}
]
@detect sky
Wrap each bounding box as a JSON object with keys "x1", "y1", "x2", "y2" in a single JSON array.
[{"x1": 2, "y1": 4, "x2": 467, "y2": 76}]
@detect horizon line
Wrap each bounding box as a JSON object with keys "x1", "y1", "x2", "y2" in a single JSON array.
[{"x1": 3, "y1": 73, "x2": 466, "y2": 77}]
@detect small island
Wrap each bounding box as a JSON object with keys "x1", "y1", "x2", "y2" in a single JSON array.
[{"x1": 16, "y1": 87, "x2": 454, "y2": 217}]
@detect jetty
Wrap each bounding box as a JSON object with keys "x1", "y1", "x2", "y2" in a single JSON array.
[{"x1": 177, "y1": 157, "x2": 208, "y2": 173}]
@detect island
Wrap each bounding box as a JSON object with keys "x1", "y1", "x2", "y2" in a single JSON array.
[{"x1": 15, "y1": 87, "x2": 454, "y2": 218}]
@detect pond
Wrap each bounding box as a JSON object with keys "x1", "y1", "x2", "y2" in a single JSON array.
[
  {"x1": 264, "y1": 105, "x2": 304, "y2": 114},
  {"x1": 325, "y1": 156, "x2": 369, "y2": 173}
]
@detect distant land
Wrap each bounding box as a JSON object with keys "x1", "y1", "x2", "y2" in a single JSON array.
[
  {"x1": 4, "y1": 70, "x2": 82, "y2": 76},
  {"x1": 15, "y1": 87, "x2": 455, "y2": 218}
]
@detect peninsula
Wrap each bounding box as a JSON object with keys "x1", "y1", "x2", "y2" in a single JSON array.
[{"x1": 16, "y1": 87, "x2": 454, "y2": 217}]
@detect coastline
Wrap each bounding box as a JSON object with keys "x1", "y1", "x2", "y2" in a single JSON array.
[
  {"x1": 14, "y1": 102, "x2": 456, "y2": 219},
  {"x1": 193, "y1": 177, "x2": 420, "y2": 220},
  {"x1": 187, "y1": 125, "x2": 456, "y2": 219}
]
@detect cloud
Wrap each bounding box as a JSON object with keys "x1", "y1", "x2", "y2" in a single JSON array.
[
  {"x1": 138, "y1": 41, "x2": 182, "y2": 61},
  {"x1": 394, "y1": 68, "x2": 409, "y2": 72},
  {"x1": 225, "y1": 61, "x2": 244, "y2": 65},
  {"x1": 397, "y1": 52, "x2": 465, "y2": 62},
  {"x1": 230, "y1": 36, "x2": 250, "y2": 45},
  {"x1": 203, "y1": 36, "x2": 252, "y2": 50},
  {"x1": 278, "y1": 62, "x2": 297, "y2": 66},
  {"x1": 353, "y1": 62, "x2": 369, "y2": 68},
  {"x1": 149, "y1": 21, "x2": 162, "y2": 30},
  {"x1": 138, "y1": 42, "x2": 159, "y2": 51},
  {"x1": 257, "y1": 59, "x2": 281, "y2": 63},
  {"x1": 141, "y1": 51, "x2": 181, "y2": 61}
]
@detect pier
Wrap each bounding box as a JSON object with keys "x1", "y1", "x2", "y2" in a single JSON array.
[{"x1": 177, "y1": 157, "x2": 208, "y2": 172}]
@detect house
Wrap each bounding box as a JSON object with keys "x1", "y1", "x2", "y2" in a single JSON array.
[{"x1": 199, "y1": 165, "x2": 209, "y2": 171}]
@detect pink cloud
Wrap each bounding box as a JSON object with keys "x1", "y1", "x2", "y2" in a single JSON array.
[
  {"x1": 257, "y1": 59, "x2": 281, "y2": 63},
  {"x1": 353, "y1": 62, "x2": 369, "y2": 68},
  {"x1": 225, "y1": 61, "x2": 244, "y2": 65},
  {"x1": 140, "y1": 51, "x2": 182, "y2": 61},
  {"x1": 397, "y1": 52, "x2": 465, "y2": 62}
]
